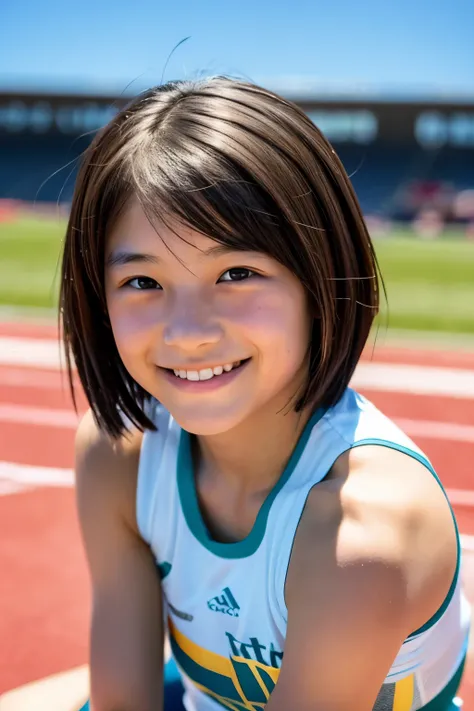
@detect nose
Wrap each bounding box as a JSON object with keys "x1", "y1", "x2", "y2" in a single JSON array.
[{"x1": 163, "y1": 298, "x2": 223, "y2": 351}]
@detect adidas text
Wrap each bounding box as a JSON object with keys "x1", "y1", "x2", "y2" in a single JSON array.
[{"x1": 207, "y1": 587, "x2": 240, "y2": 617}]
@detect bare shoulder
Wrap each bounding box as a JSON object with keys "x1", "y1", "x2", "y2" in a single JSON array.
[
  {"x1": 75, "y1": 408, "x2": 144, "y2": 534},
  {"x1": 342, "y1": 445, "x2": 457, "y2": 590},
  {"x1": 288, "y1": 444, "x2": 458, "y2": 634},
  {"x1": 275, "y1": 446, "x2": 459, "y2": 710}
]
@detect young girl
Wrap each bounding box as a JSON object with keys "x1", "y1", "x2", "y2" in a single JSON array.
[{"x1": 61, "y1": 77, "x2": 470, "y2": 711}]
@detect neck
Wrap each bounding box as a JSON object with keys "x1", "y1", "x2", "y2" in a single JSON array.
[{"x1": 194, "y1": 398, "x2": 315, "y2": 497}]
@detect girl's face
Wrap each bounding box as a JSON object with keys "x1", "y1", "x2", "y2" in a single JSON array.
[{"x1": 105, "y1": 199, "x2": 313, "y2": 435}]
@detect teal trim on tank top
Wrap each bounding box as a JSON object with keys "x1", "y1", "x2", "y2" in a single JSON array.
[
  {"x1": 177, "y1": 407, "x2": 327, "y2": 559},
  {"x1": 350, "y1": 439, "x2": 461, "y2": 639}
]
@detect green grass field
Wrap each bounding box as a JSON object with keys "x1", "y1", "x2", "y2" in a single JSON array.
[
  {"x1": 374, "y1": 231, "x2": 474, "y2": 334},
  {"x1": 0, "y1": 217, "x2": 473, "y2": 334},
  {"x1": 0, "y1": 217, "x2": 65, "y2": 309}
]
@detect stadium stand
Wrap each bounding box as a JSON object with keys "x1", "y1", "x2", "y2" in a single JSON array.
[{"x1": 1, "y1": 89, "x2": 473, "y2": 222}]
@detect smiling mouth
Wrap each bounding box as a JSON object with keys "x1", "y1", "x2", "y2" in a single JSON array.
[{"x1": 163, "y1": 358, "x2": 251, "y2": 382}]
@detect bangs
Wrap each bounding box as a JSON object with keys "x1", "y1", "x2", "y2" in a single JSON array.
[{"x1": 126, "y1": 129, "x2": 300, "y2": 270}]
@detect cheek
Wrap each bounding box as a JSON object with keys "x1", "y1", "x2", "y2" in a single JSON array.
[
  {"x1": 236, "y1": 288, "x2": 311, "y2": 368},
  {"x1": 106, "y1": 294, "x2": 159, "y2": 361}
]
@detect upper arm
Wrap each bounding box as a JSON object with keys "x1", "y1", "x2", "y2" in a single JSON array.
[
  {"x1": 270, "y1": 514, "x2": 410, "y2": 711},
  {"x1": 75, "y1": 410, "x2": 164, "y2": 711},
  {"x1": 267, "y1": 447, "x2": 458, "y2": 711}
]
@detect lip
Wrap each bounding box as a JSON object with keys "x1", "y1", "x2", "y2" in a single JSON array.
[{"x1": 160, "y1": 359, "x2": 250, "y2": 392}]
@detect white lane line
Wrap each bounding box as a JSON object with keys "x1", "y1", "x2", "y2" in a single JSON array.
[
  {"x1": 0, "y1": 337, "x2": 65, "y2": 369},
  {"x1": 1, "y1": 403, "x2": 472, "y2": 444},
  {"x1": 2, "y1": 337, "x2": 474, "y2": 399},
  {"x1": 395, "y1": 418, "x2": 474, "y2": 444},
  {"x1": 0, "y1": 663, "x2": 89, "y2": 711},
  {"x1": 0, "y1": 461, "x2": 74, "y2": 495},
  {"x1": 0, "y1": 403, "x2": 79, "y2": 428},
  {"x1": 352, "y1": 362, "x2": 474, "y2": 399},
  {"x1": 447, "y1": 490, "x2": 474, "y2": 507},
  {"x1": 460, "y1": 534, "x2": 474, "y2": 553}
]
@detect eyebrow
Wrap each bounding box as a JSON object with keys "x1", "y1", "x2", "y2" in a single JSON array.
[
  {"x1": 106, "y1": 251, "x2": 160, "y2": 268},
  {"x1": 106, "y1": 244, "x2": 245, "y2": 268}
]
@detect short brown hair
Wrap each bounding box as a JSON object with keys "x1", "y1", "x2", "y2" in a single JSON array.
[{"x1": 60, "y1": 76, "x2": 380, "y2": 438}]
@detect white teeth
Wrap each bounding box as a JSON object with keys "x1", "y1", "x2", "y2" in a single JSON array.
[
  {"x1": 171, "y1": 360, "x2": 247, "y2": 380},
  {"x1": 199, "y1": 368, "x2": 214, "y2": 381}
]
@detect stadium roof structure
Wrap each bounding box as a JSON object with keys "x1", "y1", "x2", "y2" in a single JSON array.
[
  {"x1": 2, "y1": 76, "x2": 474, "y2": 149},
  {"x1": 0, "y1": 74, "x2": 474, "y2": 105}
]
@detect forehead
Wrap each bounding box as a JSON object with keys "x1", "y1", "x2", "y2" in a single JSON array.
[{"x1": 106, "y1": 198, "x2": 217, "y2": 257}]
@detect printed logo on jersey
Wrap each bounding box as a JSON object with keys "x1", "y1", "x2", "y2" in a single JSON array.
[
  {"x1": 207, "y1": 587, "x2": 240, "y2": 617},
  {"x1": 168, "y1": 616, "x2": 283, "y2": 710}
]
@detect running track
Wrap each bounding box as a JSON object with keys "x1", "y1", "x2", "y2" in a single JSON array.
[{"x1": 1, "y1": 321, "x2": 474, "y2": 707}]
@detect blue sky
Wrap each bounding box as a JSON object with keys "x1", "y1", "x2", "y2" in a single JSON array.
[{"x1": 1, "y1": 0, "x2": 473, "y2": 97}]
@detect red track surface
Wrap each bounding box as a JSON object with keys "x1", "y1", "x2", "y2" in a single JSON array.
[{"x1": 1, "y1": 321, "x2": 474, "y2": 706}]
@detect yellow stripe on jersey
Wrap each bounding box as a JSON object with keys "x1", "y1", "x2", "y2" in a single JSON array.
[
  {"x1": 393, "y1": 674, "x2": 415, "y2": 711},
  {"x1": 167, "y1": 616, "x2": 280, "y2": 710},
  {"x1": 168, "y1": 616, "x2": 230, "y2": 676}
]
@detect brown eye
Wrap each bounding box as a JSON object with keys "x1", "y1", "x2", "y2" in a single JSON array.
[
  {"x1": 125, "y1": 277, "x2": 162, "y2": 290},
  {"x1": 219, "y1": 268, "x2": 255, "y2": 282}
]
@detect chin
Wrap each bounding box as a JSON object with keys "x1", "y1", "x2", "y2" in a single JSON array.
[{"x1": 168, "y1": 407, "x2": 247, "y2": 436}]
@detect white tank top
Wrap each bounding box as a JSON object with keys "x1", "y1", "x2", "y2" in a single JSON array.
[{"x1": 136, "y1": 388, "x2": 470, "y2": 711}]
